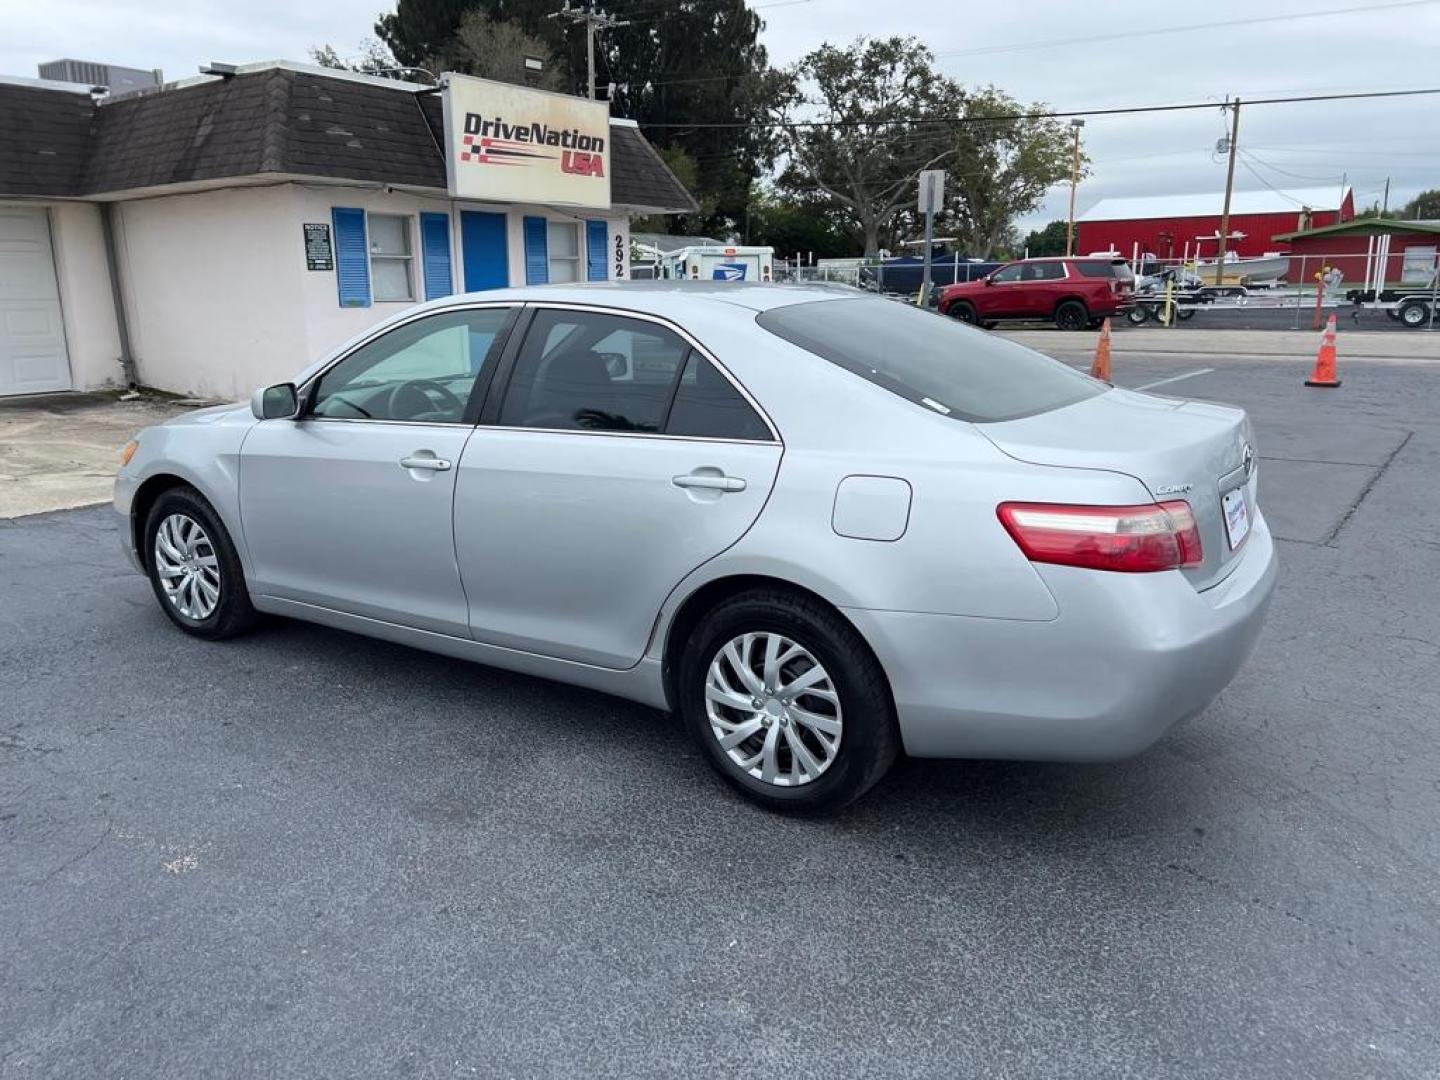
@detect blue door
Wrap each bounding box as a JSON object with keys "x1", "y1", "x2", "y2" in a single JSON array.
[{"x1": 460, "y1": 211, "x2": 509, "y2": 292}]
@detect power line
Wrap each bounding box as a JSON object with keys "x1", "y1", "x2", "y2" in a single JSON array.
[
  {"x1": 930, "y1": 0, "x2": 1440, "y2": 58},
  {"x1": 638, "y1": 86, "x2": 1440, "y2": 129}
]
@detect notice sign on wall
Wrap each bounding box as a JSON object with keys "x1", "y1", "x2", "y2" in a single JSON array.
[
  {"x1": 442, "y1": 74, "x2": 611, "y2": 210},
  {"x1": 303, "y1": 224, "x2": 333, "y2": 271}
]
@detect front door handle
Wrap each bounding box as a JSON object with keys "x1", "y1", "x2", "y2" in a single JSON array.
[
  {"x1": 672, "y1": 473, "x2": 746, "y2": 492},
  {"x1": 400, "y1": 454, "x2": 452, "y2": 472}
]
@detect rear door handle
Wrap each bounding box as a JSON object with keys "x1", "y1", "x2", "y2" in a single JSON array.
[
  {"x1": 672, "y1": 473, "x2": 746, "y2": 492},
  {"x1": 400, "y1": 454, "x2": 452, "y2": 472}
]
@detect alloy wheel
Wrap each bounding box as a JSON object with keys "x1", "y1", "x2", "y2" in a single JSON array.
[
  {"x1": 704, "y1": 631, "x2": 843, "y2": 787},
  {"x1": 153, "y1": 513, "x2": 221, "y2": 620}
]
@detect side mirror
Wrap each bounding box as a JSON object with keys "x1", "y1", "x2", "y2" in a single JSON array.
[
  {"x1": 250, "y1": 382, "x2": 298, "y2": 420},
  {"x1": 984, "y1": 276, "x2": 995, "y2": 286}
]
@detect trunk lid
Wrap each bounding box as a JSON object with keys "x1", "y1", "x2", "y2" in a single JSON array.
[{"x1": 978, "y1": 387, "x2": 1257, "y2": 590}]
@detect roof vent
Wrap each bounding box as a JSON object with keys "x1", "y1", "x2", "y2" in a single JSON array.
[{"x1": 199, "y1": 62, "x2": 239, "y2": 77}]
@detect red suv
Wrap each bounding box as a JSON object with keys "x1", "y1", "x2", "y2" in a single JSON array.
[{"x1": 937, "y1": 257, "x2": 1134, "y2": 331}]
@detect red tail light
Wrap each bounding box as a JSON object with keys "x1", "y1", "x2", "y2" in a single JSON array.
[{"x1": 997, "y1": 500, "x2": 1203, "y2": 573}]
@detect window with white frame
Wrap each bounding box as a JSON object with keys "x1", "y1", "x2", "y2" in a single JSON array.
[
  {"x1": 547, "y1": 220, "x2": 582, "y2": 284},
  {"x1": 368, "y1": 214, "x2": 415, "y2": 301}
]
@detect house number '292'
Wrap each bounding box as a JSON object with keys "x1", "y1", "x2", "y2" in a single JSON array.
[{"x1": 614, "y1": 234, "x2": 626, "y2": 279}]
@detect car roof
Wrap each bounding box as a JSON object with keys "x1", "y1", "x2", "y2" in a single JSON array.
[{"x1": 422, "y1": 281, "x2": 864, "y2": 316}]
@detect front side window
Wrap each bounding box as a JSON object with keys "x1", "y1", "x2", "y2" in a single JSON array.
[
  {"x1": 311, "y1": 307, "x2": 512, "y2": 423},
  {"x1": 547, "y1": 221, "x2": 582, "y2": 284},
  {"x1": 757, "y1": 297, "x2": 1103, "y2": 423},
  {"x1": 499, "y1": 310, "x2": 687, "y2": 432},
  {"x1": 369, "y1": 214, "x2": 415, "y2": 301},
  {"x1": 990, "y1": 264, "x2": 1024, "y2": 284}
]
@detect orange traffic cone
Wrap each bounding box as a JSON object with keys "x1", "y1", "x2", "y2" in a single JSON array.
[
  {"x1": 1305, "y1": 314, "x2": 1342, "y2": 388},
  {"x1": 1090, "y1": 317, "x2": 1113, "y2": 383}
]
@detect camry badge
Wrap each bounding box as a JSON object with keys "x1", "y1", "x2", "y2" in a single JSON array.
[{"x1": 1154, "y1": 482, "x2": 1193, "y2": 495}]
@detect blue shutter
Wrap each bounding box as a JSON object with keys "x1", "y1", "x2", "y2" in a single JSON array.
[
  {"x1": 586, "y1": 220, "x2": 608, "y2": 281},
  {"x1": 523, "y1": 216, "x2": 549, "y2": 285},
  {"x1": 331, "y1": 207, "x2": 371, "y2": 308},
  {"x1": 419, "y1": 212, "x2": 453, "y2": 300}
]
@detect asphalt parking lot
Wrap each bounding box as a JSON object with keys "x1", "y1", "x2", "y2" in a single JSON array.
[{"x1": 3, "y1": 347, "x2": 1439, "y2": 1078}]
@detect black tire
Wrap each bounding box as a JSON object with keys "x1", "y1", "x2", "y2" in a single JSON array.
[
  {"x1": 1124, "y1": 306, "x2": 1150, "y2": 326},
  {"x1": 1175, "y1": 306, "x2": 1197, "y2": 321},
  {"x1": 947, "y1": 300, "x2": 978, "y2": 324},
  {"x1": 1399, "y1": 300, "x2": 1430, "y2": 328},
  {"x1": 1385, "y1": 307, "x2": 1401, "y2": 321},
  {"x1": 143, "y1": 487, "x2": 258, "y2": 640},
  {"x1": 677, "y1": 588, "x2": 900, "y2": 813},
  {"x1": 1054, "y1": 299, "x2": 1089, "y2": 331}
]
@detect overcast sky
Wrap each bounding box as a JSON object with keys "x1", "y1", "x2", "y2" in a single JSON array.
[{"x1": 4, "y1": 0, "x2": 1437, "y2": 231}]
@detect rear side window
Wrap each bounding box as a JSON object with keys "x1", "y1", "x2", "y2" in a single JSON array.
[
  {"x1": 667, "y1": 352, "x2": 771, "y2": 440},
  {"x1": 1075, "y1": 259, "x2": 1135, "y2": 282},
  {"x1": 498, "y1": 308, "x2": 772, "y2": 439},
  {"x1": 756, "y1": 297, "x2": 1103, "y2": 423},
  {"x1": 1022, "y1": 262, "x2": 1066, "y2": 281}
]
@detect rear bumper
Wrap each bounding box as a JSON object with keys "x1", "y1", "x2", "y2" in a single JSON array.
[{"x1": 845, "y1": 510, "x2": 1277, "y2": 760}]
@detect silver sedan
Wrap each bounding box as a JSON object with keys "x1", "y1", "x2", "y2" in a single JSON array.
[{"x1": 115, "y1": 284, "x2": 1276, "y2": 811}]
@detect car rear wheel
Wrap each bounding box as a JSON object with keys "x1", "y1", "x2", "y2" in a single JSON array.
[
  {"x1": 1055, "y1": 299, "x2": 1090, "y2": 331},
  {"x1": 144, "y1": 487, "x2": 257, "y2": 640},
  {"x1": 948, "y1": 301, "x2": 978, "y2": 324},
  {"x1": 1125, "y1": 306, "x2": 1150, "y2": 326},
  {"x1": 677, "y1": 588, "x2": 899, "y2": 813}
]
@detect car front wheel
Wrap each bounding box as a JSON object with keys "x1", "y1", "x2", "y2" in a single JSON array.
[
  {"x1": 947, "y1": 301, "x2": 978, "y2": 324},
  {"x1": 144, "y1": 487, "x2": 258, "y2": 639},
  {"x1": 678, "y1": 589, "x2": 899, "y2": 813}
]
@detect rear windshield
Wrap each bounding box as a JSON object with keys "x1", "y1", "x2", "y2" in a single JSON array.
[
  {"x1": 1075, "y1": 259, "x2": 1135, "y2": 281},
  {"x1": 756, "y1": 297, "x2": 1104, "y2": 423}
]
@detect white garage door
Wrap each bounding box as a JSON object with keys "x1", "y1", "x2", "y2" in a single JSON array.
[{"x1": 0, "y1": 207, "x2": 71, "y2": 396}]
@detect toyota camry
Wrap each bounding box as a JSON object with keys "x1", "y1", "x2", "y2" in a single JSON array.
[{"x1": 115, "y1": 283, "x2": 1276, "y2": 811}]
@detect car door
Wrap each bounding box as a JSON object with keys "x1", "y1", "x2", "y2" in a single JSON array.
[
  {"x1": 453, "y1": 305, "x2": 782, "y2": 669},
  {"x1": 983, "y1": 262, "x2": 1029, "y2": 316},
  {"x1": 239, "y1": 305, "x2": 516, "y2": 637},
  {"x1": 1029, "y1": 260, "x2": 1069, "y2": 316}
]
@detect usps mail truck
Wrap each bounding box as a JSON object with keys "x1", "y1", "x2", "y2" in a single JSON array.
[{"x1": 659, "y1": 245, "x2": 774, "y2": 283}]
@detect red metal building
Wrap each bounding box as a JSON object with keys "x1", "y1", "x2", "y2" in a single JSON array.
[
  {"x1": 1076, "y1": 186, "x2": 1354, "y2": 261},
  {"x1": 1271, "y1": 218, "x2": 1440, "y2": 289}
]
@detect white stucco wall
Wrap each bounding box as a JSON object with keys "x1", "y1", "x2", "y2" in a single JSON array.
[
  {"x1": 4, "y1": 200, "x2": 124, "y2": 392},
  {"x1": 114, "y1": 186, "x2": 308, "y2": 402},
  {"x1": 113, "y1": 181, "x2": 632, "y2": 400}
]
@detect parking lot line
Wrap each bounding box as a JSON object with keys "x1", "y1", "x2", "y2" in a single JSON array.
[{"x1": 1134, "y1": 368, "x2": 1216, "y2": 391}]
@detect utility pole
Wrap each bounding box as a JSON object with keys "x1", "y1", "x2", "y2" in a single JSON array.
[
  {"x1": 1065, "y1": 118, "x2": 1085, "y2": 258},
  {"x1": 549, "y1": 2, "x2": 628, "y2": 100},
  {"x1": 1382, "y1": 177, "x2": 1391, "y2": 216},
  {"x1": 1214, "y1": 96, "x2": 1241, "y2": 286}
]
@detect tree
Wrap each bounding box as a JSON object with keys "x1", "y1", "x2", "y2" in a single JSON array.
[
  {"x1": 1402, "y1": 189, "x2": 1440, "y2": 219},
  {"x1": 745, "y1": 189, "x2": 854, "y2": 259},
  {"x1": 938, "y1": 87, "x2": 1075, "y2": 259},
  {"x1": 1021, "y1": 220, "x2": 1069, "y2": 258},
  {"x1": 310, "y1": 39, "x2": 406, "y2": 78},
  {"x1": 429, "y1": 10, "x2": 568, "y2": 90},
  {"x1": 780, "y1": 37, "x2": 953, "y2": 255}
]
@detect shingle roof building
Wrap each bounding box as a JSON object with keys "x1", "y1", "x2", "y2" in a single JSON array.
[{"x1": 0, "y1": 65, "x2": 696, "y2": 212}]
